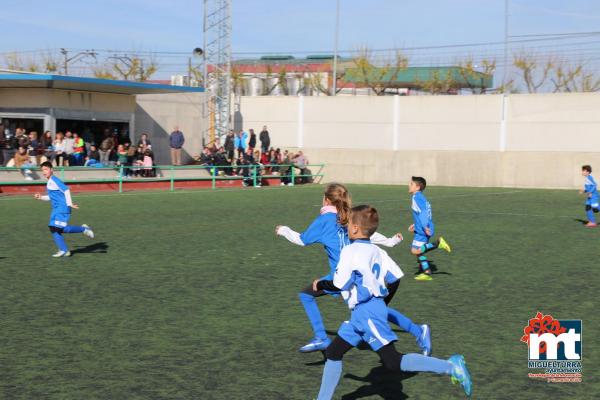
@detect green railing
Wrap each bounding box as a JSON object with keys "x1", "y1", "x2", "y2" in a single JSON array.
[{"x1": 0, "y1": 163, "x2": 325, "y2": 193}]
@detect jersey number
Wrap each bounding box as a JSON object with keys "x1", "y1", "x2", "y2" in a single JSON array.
[{"x1": 371, "y1": 263, "x2": 381, "y2": 279}]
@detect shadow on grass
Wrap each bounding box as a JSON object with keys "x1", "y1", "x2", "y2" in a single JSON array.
[
  {"x1": 71, "y1": 242, "x2": 109, "y2": 254},
  {"x1": 574, "y1": 218, "x2": 588, "y2": 225},
  {"x1": 341, "y1": 366, "x2": 415, "y2": 400}
]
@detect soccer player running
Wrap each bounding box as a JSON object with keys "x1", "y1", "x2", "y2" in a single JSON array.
[
  {"x1": 409, "y1": 176, "x2": 451, "y2": 281},
  {"x1": 580, "y1": 165, "x2": 599, "y2": 227},
  {"x1": 276, "y1": 183, "x2": 431, "y2": 355},
  {"x1": 34, "y1": 161, "x2": 94, "y2": 257},
  {"x1": 313, "y1": 205, "x2": 472, "y2": 399}
]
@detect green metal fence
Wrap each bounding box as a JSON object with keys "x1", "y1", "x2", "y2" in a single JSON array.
[{"x1": 0, "y1": 163, "x2": 325, "y2": 193}]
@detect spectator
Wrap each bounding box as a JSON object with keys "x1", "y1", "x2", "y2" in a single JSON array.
[
  {"x1": 16, "y1": 128, "x2": 30, "y2": 149},
  {"x1": 132, "y1": 145, "x2": 145, "y2": 175},
  {"x1": 71, "y1": 133, "x2": 85, "y2": 166},
  {"x1": 53, "y1": 132, "x2": 68, "y2": 166},
  {"x1": 13, "y1": 146, "x2": 35, "y2": 180},
  {"x1": 259, "y1": 125, "x2": 270, "y2": 153},
  {"x1": 224, "y1": 130, "x2": 235, "y2": 163},
  {"x1": 116, "y1": 144, "x2": 129, "y2": 175},
  {"x1": 213, "y1": 147, "x2": 229, "y2": 175},
  {"x1": 169, "y1": 126, "x2": 185, "y2": 166},
  {"x1": 269, "y1": 148, "x2": 279, "y2": 173},
  {"x1": 41, "y1": 130, "x2": 54, "y2": 162},
  {"x1": 64, "y1": 131, "x2": 75, "y2": 164},
  {"x1": 248, "y1": 128, "x2": 257, "y2": 150},
  {"x1": 235, "y1": 130, "x2": 248, "y2": 158},
  {"x1": 99, "y1": 131, "x2": 114, "y2": 164},
  {"x1": 137, "y1": 133, "x2": 152, "y2": 151},
  {"x1": 142, "y1": 149, "x2": 155, "y2": 177},
  {"x1": 84, "y1": 144, "x2": 101, "y2": 166},
  {"x1": 27, "y1": 131, "x2": 42, "y2": 165},
  {"x1": 279, "y1": 150, "x2": 293, "y2": 186},
  {"x1": 199, "y1": 147, "x2": 213, "y2": 166}
]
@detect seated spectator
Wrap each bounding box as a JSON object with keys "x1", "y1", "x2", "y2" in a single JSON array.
[
  {"x1": 99, "y1": 131, "x2": 114, "y2": 164},
  {"x1": 16, "y1": 128, "x2": 30, "y2": 149},
  {"x1": 142, "y1": 149, "x2": 155, "y2": 177},
  {"x1": 270, "y1": 148, "x2": 280, "y2": 173},
  {"x1": 292, "y1": 150, "x2": 311, "y2": 184},
  {"x1": 13, "y1": 146, "x2": 35, "y2": 180},
  {"x1": 53, "y1": 132, "x2": 68, "y2": 166},
  {"x1": 64, "y1": 131, "x2": 75, "y2": 163},
  {"x1": 279, "y1": 150, "x2": 293, "y2": 186},
  {"x1": 41, "y1": 130, "x2": 54, "y2": 162},
  {"x1": 71, "y1": 133, "x2": 85, "y2": 166},
  {"x1": 199, "y1": 147, "x2": 214, "y2": 166},
  {"x1": 85, "y1": 144, "x2": 101, "y2": 166},
  {"x1": 132, "y1": 145, "x2": 145, "y2": 176},
  {"x1": 116, "y1": 144, "x2": 129, "y2": 176},
  {"x1": 213, "y1": 147, "x2": 230, "y2": 175}
]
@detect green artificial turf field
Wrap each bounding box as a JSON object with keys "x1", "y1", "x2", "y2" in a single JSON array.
[{"x1": 1, "y1": 184, "x2": 597, "y2": 399}]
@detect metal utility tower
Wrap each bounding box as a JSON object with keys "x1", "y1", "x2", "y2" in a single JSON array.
[{"x1": 203, "y1": 0, "x2": 232, "y2": 145}]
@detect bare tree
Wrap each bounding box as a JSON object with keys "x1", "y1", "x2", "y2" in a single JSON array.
[
  {"x1": 418, "y1": 69, "x2": 461, "y2": 95},
  {"x1": 456, "y1": 58, "x2": 496, "y2": 94},
  {"x1": 513, "y1": 53, "x2": 554, "y2": 93},
  {"x1": 346, "y1": 47, "x2": 409, "y2": 95},
  {"x1": 552, "y1": 63, "x2": 600, "y2": 93}
]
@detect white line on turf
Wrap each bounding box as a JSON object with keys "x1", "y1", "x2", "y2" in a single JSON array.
[{"x1": 0, "y1": 184, "x2": 318, "y2": 201}]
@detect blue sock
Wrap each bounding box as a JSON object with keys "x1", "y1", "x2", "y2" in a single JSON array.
[
  {"x1": 586, "y1": 209, "x2": 596, "y2": 224},
  {"x1": 52, "y1": 232, "x2": 68, "y2": 252},
  {"x1": 317, "y1": 360, "x2": 342, "y2": 400},
  {"x1": 418, "y1": 255, "x2": 430, "y2": 272},
  {"x1": 299, "y1": 292, "x2": 326, "y2": 339},
  {"x1": 387, "y1": 307, "x2": 422, "y2": 339},
  {"x1": 400, "y1": 353, "x2": 453, "y2": 375},
  {"x1": 63, "y1": 225, "x2": 85, "y2": 234}
]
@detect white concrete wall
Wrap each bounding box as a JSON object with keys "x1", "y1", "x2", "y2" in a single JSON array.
[
  {"x1": 233, "y1": 93, "x2": 600, "y2": 189},
  {"x1": 135, "y1": 92, "x2": 206, "y2": 165}
]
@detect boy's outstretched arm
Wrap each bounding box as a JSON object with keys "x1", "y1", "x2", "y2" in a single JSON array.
[{"x1": 370, "y1": 231, "x2": 403, "y2": 247}]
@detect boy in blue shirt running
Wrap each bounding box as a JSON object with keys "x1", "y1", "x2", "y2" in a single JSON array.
[
  {"x1": 580, "y1": 165, "x2": 599, "y2": 227},
  {"x1": 34, "y1": 161, "x2": 94, "y2": 257},
  {"x1": 409, "y1": 177, "x2": 451, "y2": 281},
  {"x1": 313, "y1": 205, "x2": 471, "y2": 399}
]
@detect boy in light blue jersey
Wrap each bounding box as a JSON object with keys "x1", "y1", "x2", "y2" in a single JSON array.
[
  {"x1": 276, "y1": 183, "x2": 431, "y2": 355},
  {"x1": 35, "y1": 161, "x2": 94, "y2": 257},
  {"x1": 409, "y1": 177, "x2": 451, "y2": 281},
  {"x1": 580, "y1": 165, "x2": 599, "y2": 227},
  {"x1": 313, "y1": 205, "x2": 471, "y2": 399}
]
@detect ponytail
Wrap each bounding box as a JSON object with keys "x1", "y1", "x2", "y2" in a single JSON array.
[{"x1": 324, "y1": 183, "x2": 352, "y2": 226}]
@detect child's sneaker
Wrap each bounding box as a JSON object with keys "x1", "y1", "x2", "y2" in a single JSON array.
[
  {"x1": 417, "y1": 324, "x2": 432, "y2": 356},
  {"x1": 52, "y1": 250, "x2": 71, "y2": 257},
  {"x1": 82, "y1": 224, "x2": 94, "y2": 239},
  {"x1": 414, "y1": 273, "x2": 433, "y2": 281},
  {"x1": 299, "y1": 337, "x2": 331, "y2": 353},
  {"x1": 585, "y1": 222, "x2": 597, "y2": 227},
  {"x1": 438, "y1": 237, "x2": 452, "y2": 253},
  {"x1": 448, "y1": 354, "x2": 472, "y2": 397}
]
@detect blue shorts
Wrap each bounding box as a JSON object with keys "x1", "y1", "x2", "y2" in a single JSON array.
[
  {"x1": 412, "y1": 233, "x2": 431, "y2": 249},
  {"x1": 586, "y1": 198, "x2": 599, "y2": 208},
  {"x1": 337, "y1": 297, "x2": 397, "y2": 351},
  {"x1": 49, "y1": 212, "x2": 70, "y2": 228}
]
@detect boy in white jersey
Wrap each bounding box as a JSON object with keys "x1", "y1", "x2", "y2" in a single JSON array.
[
  {"x1": 313, "y1": 205, "x2": 471, "y2": 399},
  {"x1": 34, "y1": 161, "x2": 94, "y2": 257}
]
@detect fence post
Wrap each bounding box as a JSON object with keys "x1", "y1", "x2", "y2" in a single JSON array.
[
  {"x1": 252, "y1": 165, "x2": 257, "y2": 187},
  {"x1": 60, "y1": 167, "x2": 65, "y2": 180},
  {"x1": 212, "y1": 166, "x2": 216, "y2": 190},
  {"x1": 170, "y1": 166, "x2": 175, "y2": 192},
  {"x1": 118, "y1": 165, "x2": 123, "y2": 193},
  {"x1": 290, "y1": 165, "x2": 295, "y2": 186}
]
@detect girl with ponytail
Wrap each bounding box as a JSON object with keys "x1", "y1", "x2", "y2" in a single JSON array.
[{"x1": 276, "y1": 183, "x2": 430, "y2": 355}]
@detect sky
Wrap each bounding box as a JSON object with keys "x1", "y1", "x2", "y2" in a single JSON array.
[{"x1": 1, "y1": 0, "x2": 600, "y2": 79}]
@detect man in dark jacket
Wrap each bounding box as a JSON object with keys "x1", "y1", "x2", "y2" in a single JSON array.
[
  {"x1": 259, "y1": 125, "x2": 270, "y2": 153},
  {"x1": 224, "y1": 130, "x2": 235, "y2": 162},
  {"x1": 169, "y1": 126, "x2": 185, "y2": 165}
]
